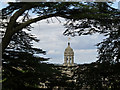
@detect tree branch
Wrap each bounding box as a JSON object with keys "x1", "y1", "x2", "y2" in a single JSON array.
[
  {"x1": 14, "y1": 13, "x2": 59, "y2": 32},
  {"x1": 7, "y1": 4, "x2": 33, "y2": 31},
  {"x1": 2, "y1": 4, "x2": 34, "y2": 52},
  {"x1": 2, "y1": 13, "x2": 62, "y2": 52}
]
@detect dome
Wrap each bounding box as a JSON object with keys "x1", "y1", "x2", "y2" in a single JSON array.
[{"x1": 64, "y1": 42, "x2": 74, "y2": 55}]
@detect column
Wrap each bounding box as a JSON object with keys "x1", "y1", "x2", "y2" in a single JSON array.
[
  {"x1": 64, "y1": 55, "x2": 66, "y2": 64},
  {"x1": 72, "y1": 55, "x2": 74, "y2": 64},
  {"x1": 68, "y1": 56, "x2": 70, "y2": 64}
]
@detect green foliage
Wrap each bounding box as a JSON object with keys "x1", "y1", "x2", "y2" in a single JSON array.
[
  {"x1": 97, "y1": 26, "x2": 120, "y2": 63},
  {"x1": 1, "y1": 2, "x2": 120, "y2": 90},
  {"x1": 62, "y1": 2, "x2": 120, "y2": 63},
  {"x1": 2, "y1": 31, "x2": 69, "y2": 90},
  {"x1": 73, "y1": 62, "x2": 120, "y2": 90}
]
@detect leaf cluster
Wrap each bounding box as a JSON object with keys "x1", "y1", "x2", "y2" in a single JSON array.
[{"x1": 73, "y1": 62, "x2": 120, "y2": 90}]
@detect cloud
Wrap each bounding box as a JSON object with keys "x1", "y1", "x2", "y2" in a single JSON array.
[
  {"x1": 48, "y1": 50, "x2": 61, "y2": 55},
  {"x1": 74, "y1": 49, "x2": 97, "y2": 64},
  {"x1": 1, "y1": 0, "x2": 15, "y2": 2},
  {"x1": 71, "y1": 34, "x2": 104, "y2": 50},
  {"x1": 0, "y1": 3, "x2": 117, "y2": 64},
  {"x1": 30, "y1": 17, "x2": 104, "y2": 64}
]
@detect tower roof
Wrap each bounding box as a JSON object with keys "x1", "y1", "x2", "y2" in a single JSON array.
[{"x1": 64, "y1": 42, "x2": 74, "y2": 54}]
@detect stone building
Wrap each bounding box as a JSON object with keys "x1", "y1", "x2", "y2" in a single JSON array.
[
  {"x1": 53, "y1": 42, "x2": 78, "y2": 90},
  {"x1": 63, "y1": 42, "x2": 75, "y2": 66}
]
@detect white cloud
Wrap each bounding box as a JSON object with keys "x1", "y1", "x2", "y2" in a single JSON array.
[
  {"x1": 0, "y1": 0, "x2": 15, "y2": 2},
  {"x1": 48, "y1": 50, "x2": 61, "y2": 55},
  {"x1": 0, "y1": 2, "x2": 118, "y2": 64},
  {"x1": 74, "y1": 49, "x2": 97, "y2": 64},
  {"x1": 30, "y1": 17, "x2": 104, "y2": 64}
]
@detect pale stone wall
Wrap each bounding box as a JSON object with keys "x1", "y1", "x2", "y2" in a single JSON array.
[{"x1": 63, "y1": 42, "x2": 75, "y2": 66}]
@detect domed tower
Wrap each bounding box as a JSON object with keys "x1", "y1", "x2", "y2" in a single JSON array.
[{"x1": 63, "y1": 42, "x2": 74, "y2": 66}]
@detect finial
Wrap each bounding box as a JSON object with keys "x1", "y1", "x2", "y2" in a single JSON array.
[
  {"x1": 68, "y1": 37, "x2": 71, "y2": 46},
  {"x1": 68, "y1": 42, "x2": 70, "y2": 46},
  {"x1": 68, "y1": 37, "x2": 71, "y2": 41}
]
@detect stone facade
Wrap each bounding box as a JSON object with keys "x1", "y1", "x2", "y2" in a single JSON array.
[{"x1": 63, "y1": 42, "x2": 75, "y2": 66}]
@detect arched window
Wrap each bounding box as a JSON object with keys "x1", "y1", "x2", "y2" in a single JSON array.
[{"x1": 66, "y1": 57, "x2": 68, "y2": 63}]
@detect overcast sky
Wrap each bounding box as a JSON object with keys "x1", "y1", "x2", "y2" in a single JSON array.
[
  {"x1": 30, "y1": 17, "x2": 105, "y2": 64},
  {"x1": 0, "y1": 2, "x2": 119, "y2": 64}
]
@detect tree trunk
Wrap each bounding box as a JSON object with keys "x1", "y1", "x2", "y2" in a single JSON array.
[
  {"x1": 1, "y1": 13, "x2": 61, "y2": 52},
  {"x1": 2, "y1": 29, "x2": 15, "y2": 52}
]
